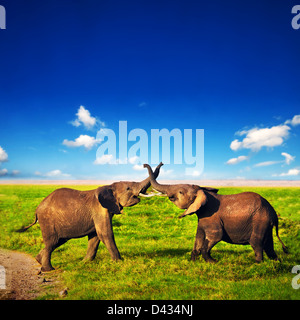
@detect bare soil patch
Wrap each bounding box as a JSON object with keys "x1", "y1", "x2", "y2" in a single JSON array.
[{"x1": 0, "y1": 249, "x2": 44, "y2": 300}]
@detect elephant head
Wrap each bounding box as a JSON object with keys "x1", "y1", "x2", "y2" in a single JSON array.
[
  {"x1": 97, "y1": 163, "x2": 163, "y2": 214},
  {"x1": 143, "y1": 163, "x2": 218, "y2": 218}
]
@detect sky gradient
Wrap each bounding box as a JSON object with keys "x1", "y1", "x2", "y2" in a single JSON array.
[{"x1": 0, "y1": 0, "x2": 300, "y2": 181}]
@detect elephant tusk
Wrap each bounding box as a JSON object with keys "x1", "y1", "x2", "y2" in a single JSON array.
[{"x1": 138, "y1": 192, "x2": 164, "y2": 197}]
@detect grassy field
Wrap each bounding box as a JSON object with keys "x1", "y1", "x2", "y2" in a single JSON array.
[{"x1": 0, "y1": 185, "x2": 299, "y2": 300}]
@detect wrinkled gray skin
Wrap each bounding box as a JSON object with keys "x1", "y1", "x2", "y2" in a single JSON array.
[
  {"x1": 144, "y1": 163, "x2": 288, "y2": 263},
  {"x1": 16, "y1": 163, "x2": 162, "y2": 271}
]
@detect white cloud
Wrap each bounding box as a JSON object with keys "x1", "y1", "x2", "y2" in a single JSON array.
[
  {"x1": 0, "y1": 168, "x2": 8, "y2": 176},
  {"x1": 281, "y1": 152, "x2": 295, "y2": 165},
  {"x1": 254, "y1": 152, "x2": 295, "y2": 168},
  {"x1": 45, "y1": 170, "x2": 71, "y2": 177},
  {"x1": 70, "y1": 105, "x2": 105, "y2": 129},
  {"x1": 117, "y1": 158, "x2": 129, "y2": 164},
  {"x1": 11, "y1": 170, "x2": 20, "y2": 176},
  {"x1": 70, "y1": 119, "x2": 81, "y2": 127},
  {"x1": 133, "y1": 164, "x2": 144, "y2": 171},
  {"x1": 0, "y1": 168, "x2": 20, "y2": 177},
  {"x1": 128, "y1": 156, "x2": 139, "y2": 164},
  {"x1": 285, "y1": 114, "x2": 300, "y2": 126},
  {"x1": 0, "y1": 146, "x2": 8, "y2": 163},
  {"x1": 94, "y1": 155, "x2": 134, "y2": 165},
  {"x1": 230, "y1": 139, "x2": 243, "y2": 151},
  {"x1": 273, "y1": 168, "x2": 300, "y2": 177},
  {"x1": 226, "y1": 155, "x2": 248, "y2": 165},
  {"x1": 94, "y1": 154, "x2": 114, "y2": 165},
  {"x1": 0, "y1": 147, "x2": 10, "y2": 177},
  {"x1": 35, "y1": 169, "x2": 71, "y2": 178},
  {"x1": 254, "y1": 161, "x2": 280, "y2": 167},
  {"x1": 76, "y1": 105, "x2": 96, "y2": 129},
  {"x1": 63, "y1": 134, "x2": 101, "y2": 150},
  {"x1": 230, "y1": 125, "x2": 290, "y2": 152},
  {"x1": 160, "y1": 168, "x2": 174, "y2": 177}
]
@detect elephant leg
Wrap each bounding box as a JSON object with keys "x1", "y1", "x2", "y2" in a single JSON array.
[
  {"x1": 98, "y1": 231, "x2": 121, "y2": 261},
  {"x1": 191, "y1": 227, "x2": 205, "y2": 261},
  {"x1": 84, "y1": 232, "x2": 100, "y2": 261},
  {"x1": 94, "y1": 212, "x2": 121, "y2": 261},
  {"x1": 263, "y1": 230, "x2": 279, "y2": 261},
  {"x1": 250, "y1": 236, "x2": 264, "y2": 263},
  {"x1": 37, "y1": 238, "x2": 67, "y2": 271},
  {"x1": 35, "y1": 248, "x2": 45, "y2": 265},
  {"x1": 41, "y1": 245, "x2": 55, "y2": 272},
  {"x1": 250, "y1": 219, "x2": 272, "y2": 263},
  {"x1": 201, "y1": 238, "x2": 219, "y2": 263}
]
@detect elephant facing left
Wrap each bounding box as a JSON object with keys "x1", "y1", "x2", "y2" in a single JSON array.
[{"x1": 16, "y1": 163, "x2": 162, "y2": 271}]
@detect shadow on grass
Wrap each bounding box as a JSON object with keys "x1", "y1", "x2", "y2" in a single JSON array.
[{"x1": 128, "y1": 248, "x2": 190, "y2": 258}]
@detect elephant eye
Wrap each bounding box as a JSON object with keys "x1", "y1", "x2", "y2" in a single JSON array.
[
  {"x1": 126, "y1": 187, "x2": 131, "y2": 191},
  {"x1": 179, "y1": 190, "x2": 184, "y2": 195},
  {"x1": 169, "y1": 195, "x2": 176, "y2": 201}
]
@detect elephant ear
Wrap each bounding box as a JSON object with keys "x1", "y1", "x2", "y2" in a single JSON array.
[
  {"x1": 97, "y1": 186, "x2": 122, "y2": 215},
  {"x1": 179, "y1": 190, "x2": 207, "y2": 218}
]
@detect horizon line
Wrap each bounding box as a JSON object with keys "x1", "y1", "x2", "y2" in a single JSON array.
[{"x1": 0, "y1": 179, "x2": 299, "y2": 187}]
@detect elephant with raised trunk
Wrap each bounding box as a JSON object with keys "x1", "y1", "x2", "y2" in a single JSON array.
[
  {"x1": 144, "y1": 163, "x2": 288, "y2": 263},
  {"x1": 16, "y1": 163, "x2": 162, "y2": 271}
]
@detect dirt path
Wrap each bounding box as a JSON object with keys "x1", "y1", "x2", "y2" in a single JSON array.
[{"x1": 0, "y1": 249, "x2": 43, "y2": 300}]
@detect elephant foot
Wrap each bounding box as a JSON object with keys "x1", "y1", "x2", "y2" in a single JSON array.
[
  {"x1": 83, "y1": 255, "x2": 95, "y2": 262},
  {"x1": 41, "y1": 265, "x2": 55, "y2": 272},
  {"x1": 111, "y1": 253, "x2": 122, "y2": 261},
  {"x1": 203, "y1": 255, "x2": 217, "y2": 263},
  {"x1": 191, "y1": 250, "x2": 200, "y2": 261},
  {"x1": 113, "y1": 256, "x2": 123, "y2": 262},
  {"x1": 254, "y1": 255, "x2": 263, "y2": 263},
  {"x1": 273, "y1": 257, "x2": 281, "y2": 263},
  {"x1": 207, "y1": 258, "x2": 217, "y2": 263}
]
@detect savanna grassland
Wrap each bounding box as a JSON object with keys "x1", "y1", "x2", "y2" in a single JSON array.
[{"x1": 0, "y1": 185, "x2": 299, "y2": 300}]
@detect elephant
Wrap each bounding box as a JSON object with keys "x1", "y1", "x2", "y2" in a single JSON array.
[
  {"x1": 144, "y1": 163, "x2": 288, "y2": 263},
  {"x1": 16, "y1": 163, "x2": 162, "y2": 271}
]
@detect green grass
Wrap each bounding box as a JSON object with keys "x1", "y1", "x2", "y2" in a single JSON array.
[{"x1": 0, "y1": 185, "x2": 299, "y2": 300}]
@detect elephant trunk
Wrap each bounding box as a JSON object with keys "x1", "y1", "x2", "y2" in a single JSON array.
[
  {"x1": 138, "y1": 162, "x2": 163, "y2": 194},
  {"x1": 143, "y1": 163, "x2": 171, "y2": 194}
]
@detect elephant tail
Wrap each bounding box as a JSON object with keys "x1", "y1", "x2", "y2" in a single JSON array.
[
  {"x1": 15, "y1": 213, "x2": 38, "y2": 232},
  {"x1": 274, "y1": 217, "x2": 288, "y2": 254}
]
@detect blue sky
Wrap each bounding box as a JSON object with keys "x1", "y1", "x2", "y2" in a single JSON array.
[{"x1": 0, "y1": 0, "x2": 299, "y2": 180}]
